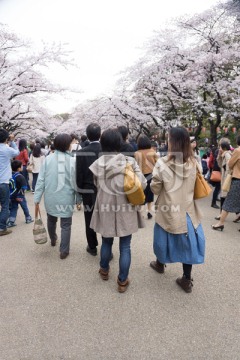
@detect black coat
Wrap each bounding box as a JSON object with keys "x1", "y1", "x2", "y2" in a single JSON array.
[
  {"x1": 120, "y1": 141, "x2": 135, "y2": 157},
  {"x1": 76, "y1": 142, "x2": 102, "y2": 193}
]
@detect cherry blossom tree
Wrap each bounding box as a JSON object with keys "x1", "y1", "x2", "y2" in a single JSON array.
[
  {"x1": 114, "y1": 4, "x2": 240, "y2": 145},
  {"x1": 225, "y1": 0, "x2": 240, "y2": 16},
  {"x1": 179, "y1": 5, "x2": 240, "y2": 143},
  {"x1": 0, "y1": 24, "x2": 74, "y2": 135},
  {"x1": 36, "y1": 1, "x2": 240, "y2": 145}
]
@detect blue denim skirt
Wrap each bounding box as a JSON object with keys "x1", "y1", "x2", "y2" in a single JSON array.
[{"x1": 153, "y1": 214, "x2": 205, "y2": 264}]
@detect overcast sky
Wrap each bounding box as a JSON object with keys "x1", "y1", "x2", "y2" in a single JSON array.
[{"x1": 0, "y1": 0, "x2": 220, "y2": 113}]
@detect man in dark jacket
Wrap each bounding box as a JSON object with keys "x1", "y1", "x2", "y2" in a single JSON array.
[{"x1": 76, "y1": 123, "x2": 101, "y2": 255}]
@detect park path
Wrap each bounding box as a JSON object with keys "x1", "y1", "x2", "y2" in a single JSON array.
[{"x1": 0, "y1": 193, "x2": 239, "y2": 360}]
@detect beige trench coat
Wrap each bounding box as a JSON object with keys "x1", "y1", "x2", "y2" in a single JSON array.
[
  {"x1": 217, "y1": 150, "x2": 232, "y2": 198},
  {"x1": 151, "y1": 156, "x2": 202, "y2": 234},
  {"x1": 89, "y1": 153, "x2": 147, "y2": 237}
]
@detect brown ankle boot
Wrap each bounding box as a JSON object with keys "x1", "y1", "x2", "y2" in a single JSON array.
[
  {"x1": 99, "y1": 268, "x2": 109, "y2": 280},
  {"x1": 117, "y1": 278, "x2": 130, "y2": 293},
  {"x1": 176, "y1": 275, "x2": 193, "y2": 293},
  {"x1": 150, "y1": 259, "x2": 165, "y2": 273}
]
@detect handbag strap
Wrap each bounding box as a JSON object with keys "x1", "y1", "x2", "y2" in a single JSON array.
[
  {"x1": 125, "y1": 156, "x2": 131, "y2": 169},
  {"x1": 195, "y1": 160, "x2": 201, "y2": 174},
  {"x1": 35, "y1": 205, "x2": 41, "y2": 219}
]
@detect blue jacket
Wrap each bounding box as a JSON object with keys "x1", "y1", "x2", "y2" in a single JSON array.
[
  {"x1": 0, "y1": 141, "x2": 19, "y2": 184},
  {"x1": 34, "y1": 151, "x2": 79, "y2": 218}
]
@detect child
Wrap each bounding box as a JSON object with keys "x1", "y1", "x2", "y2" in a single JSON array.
[{"x1": 7, "y1": 160, "x2": 34, "y2": 227}]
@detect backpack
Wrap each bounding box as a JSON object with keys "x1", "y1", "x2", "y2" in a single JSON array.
[{"x1": 9, "y1": 173, "x2": 21, "y2": 199}]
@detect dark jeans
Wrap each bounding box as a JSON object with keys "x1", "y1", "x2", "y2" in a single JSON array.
[
  {"x1": 9, "y1": 195, "x2": 31, "y2": 222},
  {"x1": 32, "y1": 173, "x2": 39, "y2": 191},
  {"x1": 21, "y1": 165, "x2": 31, "y2": 190},
  {"x1": 47, "y1": 214, "x2": 72, "y2": 254},
  {"x1": 0, "y1": 183, "x2": 10, "y2": 231},
  {"x1": 100, "y1": 235, "x2": 132, "y2": 282},
  {"x1": 82, "y1": 193, "x2": 98, "y2": 249}
]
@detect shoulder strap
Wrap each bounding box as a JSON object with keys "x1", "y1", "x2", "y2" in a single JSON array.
[
  {"x1": 125, "y1": 156, "x2": 130, "y2": 164},
  {"x1": 12, "y1": 172, "x2": 21, "y2": 180},
  {"x1": 195, "y1": 160, "x2": 201, "y2": 174}
]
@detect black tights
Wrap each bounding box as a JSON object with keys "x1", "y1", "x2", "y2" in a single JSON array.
[
  {"x1": 212, "y1": 182, "x2": 221, "y2": 204},
  {"x1": 220, "y1": 197, "x2": 225, "y2": 211},
  {"x1": 182, "y1": 264, "x2": 192, "y2": 280}
]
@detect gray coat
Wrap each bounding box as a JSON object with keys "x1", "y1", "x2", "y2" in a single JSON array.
[{"x1": 89, "y1": 153, "x2": 147, "y2": 237}]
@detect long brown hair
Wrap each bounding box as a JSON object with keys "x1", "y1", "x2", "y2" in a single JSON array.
[{"x1": 168, "y1": 127, "x2": 194, "y2": 163}]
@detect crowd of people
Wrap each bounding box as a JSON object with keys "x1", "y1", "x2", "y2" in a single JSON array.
[
  {"x1": 195, "y1": 136, "x2": 240, "y2": 229},
  {"x1": 0, "y1": 125, "x2": 240, "y2": 294}
]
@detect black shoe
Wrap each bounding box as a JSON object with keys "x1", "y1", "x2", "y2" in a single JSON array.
[
  {"x1": 214, "y1": 216, "x2": 221, "y2": 220},
  {"x1": 147, "y1": 212, "x2": 153, "y2": 219},
  {"x1": 60, "y1": 252, "x2": 69, "y2": 259},
  {"x1": 51, "y1": 236, "x2": 57, "y2": 247},
  {"x1": 211, "y1": 204, "x2": 220, "y2": 209},
  {"x1": 86, "y1": 245, "x2": 97, "y2": 256},
  {"x1": 211, "y1": 224, "x2": 224, "y2": 231}
]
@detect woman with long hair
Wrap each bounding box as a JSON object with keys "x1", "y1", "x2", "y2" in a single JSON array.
[
  {"x1": 150, "y1": 127, "x2": 205, "y2": 293},
  {"x1": 190, "y1": 136, "x2": 202, "y2": 172},
  {"x1": 212, "y1": 135, "x2": 240, "y2": 231},
  {"x1": 214, "y1": 140, "x2": 232, "y2": 220},
  {"x1": 29, "y1": 143, "x2": 45, "y2": 193}
]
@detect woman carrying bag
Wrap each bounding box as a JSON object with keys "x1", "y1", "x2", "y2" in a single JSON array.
[
  {"x1": 34, "y1": 134, "x2": 80, "y2": 259},
  {"x1": 150, "y1": 127, "x2": 206, "y2": 294},
  {"x1": 209, "y1": 146, "x2": 221, "y2": 209},
  {"x1": 214, "y1": 141, "x2": 232, "y2": 220},
  {"x1": 89, "y1": 128, "x2": 147, "y2": 293},
  {"x1": 29, "y1": 143, "x2": 45, "y2": 193},
  {"x1": 212, "y1": 135, "x2": 240, "y2": 231}
]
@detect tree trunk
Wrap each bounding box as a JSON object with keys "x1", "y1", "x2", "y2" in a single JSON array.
[
  {"x1": 194, "y1": 117, "x2": 203, "y2": 139},
  {"x1": 209, "y1": 121, "x2": 218, "y2": 146},
  {"x1": 208, "y1": 112, "x2": 222, "y2": 146}
]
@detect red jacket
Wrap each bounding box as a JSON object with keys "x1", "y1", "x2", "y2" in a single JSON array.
[
  {"x1": 208, "y1": 152, "x2": 214, "y2": 169},
  {"x1": 16, "y1": 149, "x2": 29, "y2": 166}
]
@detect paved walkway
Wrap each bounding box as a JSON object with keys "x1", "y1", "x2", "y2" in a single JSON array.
[{"x1": 0, "y1": 193, "x2": 239, "y2": 360}]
